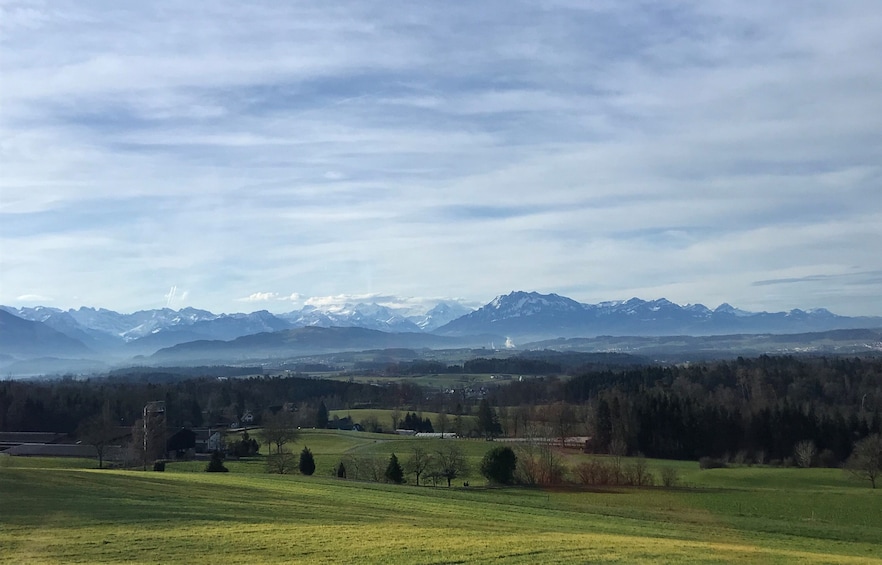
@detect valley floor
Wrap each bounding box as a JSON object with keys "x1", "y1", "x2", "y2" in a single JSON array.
[{"x1": 1, "y1": 431, "x2": 881, "y2": 564}]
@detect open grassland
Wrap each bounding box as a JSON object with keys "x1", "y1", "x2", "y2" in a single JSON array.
[{"x1": 2, "y1": 432, "x2": 881, "y2": 564}]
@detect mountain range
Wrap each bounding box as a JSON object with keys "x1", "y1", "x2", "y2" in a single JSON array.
[
  {"x1": 434, "y1": 292, "x2": 882, "y2": 341},
  {"x1": 2, "y1": 291, "x2": 881, "y2": 370},
  {"x1": 0, "y1": 300, "x2": 471, "y2": 356}
]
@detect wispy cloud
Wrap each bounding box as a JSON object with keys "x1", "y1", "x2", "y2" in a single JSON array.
[
  {"x1": 1, "y1": 1, "x2": 880, "y2": 316},
  {"x1": 16, "y1": 294, "x2": 54, "y2": 303},
  {"x1": 753, "y1": 271, "x2": 882, "y2": 288},
  {"x1": 237, "y1": 292, "x2": 277, "y2": 302}
]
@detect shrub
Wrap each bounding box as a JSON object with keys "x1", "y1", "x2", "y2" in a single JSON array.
[
  {"x1": 623, "y1": 457, "x2": 654, "y2": 486},
  {"x1": 660, "y1": 466, "x2": 680, "y2": 487},
  {"x1": 231, "y1": 432, "x2": 260, "y2": 457},
  {"x1": 793, "y1": 440, "x2": 817, "y2": 468},
  {"x1": 818, "y1": 449, "x2": 839, "y2": 468},
  {"x1": 152, "y1": 460, "x2": 166, "y2": 472},
  {"x1": 699, "y1": 457, "x2": 727, "y2": 470},
  {"x1": 361, "y1": 416, "x2": 382, "y2": 433},
  {"x1": 576, "y1": 460, "x2": 614, "y2": 486},
  {"x1": 514, "y1": 440, "x2": 565, "y2": 486},
  {"x1": 266, "y1": 451, "x2": 296, "y2": 474},
  {"x1": 732, "y1": 450, "x2": 750, "y2": 466},
  {"x1": 349, "y1": 455, "x2": 385, "y2": 482},
  {"x1": 576, "y1": 459, "x2": 656, "y2": 487}
]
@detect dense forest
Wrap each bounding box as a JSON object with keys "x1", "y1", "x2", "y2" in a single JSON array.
[
  {"x1": 489, "y1": 355, "x2": 881, "y2": 464},
  {"x1": 1, "y1": 354, "x2": 879, "y2": 466}
]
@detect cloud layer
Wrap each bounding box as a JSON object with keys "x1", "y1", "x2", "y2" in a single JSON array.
[{"x1": 2, "y1": 1, "x2": 881, "y2": 315}]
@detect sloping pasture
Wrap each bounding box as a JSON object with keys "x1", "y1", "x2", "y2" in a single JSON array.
[{"x1": 1, "y1": 432, "x2": 880, "y2": 564}]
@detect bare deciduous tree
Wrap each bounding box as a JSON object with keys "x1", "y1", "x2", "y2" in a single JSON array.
[
  {"x1": 623, "y1": 456, "x2": 654, "y2": 486},
  {"x1": 342, "y1": 454, "x2": 385, "y2": 482},
  {"x1": 793, "y1": 440, "x2": 817, "y2": 468},
  {"x1": 434, "y1": 444, "x2": 469, "y2": 487},
  {"x1": 266, "y1": 449, "x2": 297, "y2": 474},
  {"x1": 846, "y1": 434, "x2": 882, "y2": 489},
  {"x1": 547, "y1": 402, "x2": 577, "y2": 447},
  {"x1": 78, "y1": 403, "x2": 118, "y2": 469},
  {"x1": 515, "y1": 423, "x2": 565, "y2": 485},
  {"x1": 259, "y1": 410, "x2": 300, "y2": 455},
  {"x1": 363, "y1": 456, "x2": 385, "y2": 482},
  {"x1": 405, "y1": 445, "x2": 433, "y2": 486},
  {"x1": 660, "y1": 466, "x2": 680, "y2": 487},
  {"x1": 436, "y1": 410, "x2": 449, "y2": 437}
]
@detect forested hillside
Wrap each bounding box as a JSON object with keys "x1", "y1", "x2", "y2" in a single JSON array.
[{"x1": 1, "y1": 355, "x2": 879, "y2": 466}]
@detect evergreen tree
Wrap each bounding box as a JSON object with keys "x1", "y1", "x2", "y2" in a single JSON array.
[
  {"x1": 385, "y1": 453, "x2": 404, "y2": 484},
  {"x1": 299, "y1": 446, "x2": 316, "y2": 476},
  {"x1": 480, "y1": 446, "x2": 517, "y2": 484},
  {"x1": 316, "y1": 401, "x2": 329, "y2": 429},
  {"x1": 232, "y1": 431, "x2": 259, "y2": 457},
  {"x1": 205, "y1": 450, "x2": 229, "y2": 473},
  {"x1": 477, "y1": 399, "x2": 501, "y2": 438},
  {"x1": 335, "y1": 461, "x2": 347, "y2": 478},
  {"x1": 595, "y1": 399, "x2": 612, "y2": 453}
]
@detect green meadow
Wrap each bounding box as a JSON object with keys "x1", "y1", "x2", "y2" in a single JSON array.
[{"x1": 2, "y1": 430, "x2": 881, "y2": 564}]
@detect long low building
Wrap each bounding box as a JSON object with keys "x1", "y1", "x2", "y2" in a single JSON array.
[
  {"x1": 0, "y1": 432, "x2": 69, "y2": 452},
  {"x1": 3, "y1": 443, "x2": 100, "y2": 458}
]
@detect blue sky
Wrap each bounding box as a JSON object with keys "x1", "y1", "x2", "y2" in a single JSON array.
[{"x1": 1, "y1": 1, "x2": 881, "y2": 316}]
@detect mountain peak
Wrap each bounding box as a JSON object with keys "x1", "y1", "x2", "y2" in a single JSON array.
[{"x1": 487, "y1": 291, "x2": 583, "y2": 315}]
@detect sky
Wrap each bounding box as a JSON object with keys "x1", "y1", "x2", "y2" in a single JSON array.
[{"x1": 1, "y1": 1, "x2": 881, "y2": 317}]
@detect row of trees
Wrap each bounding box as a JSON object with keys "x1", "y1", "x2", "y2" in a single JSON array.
[
  {"x1": 335, "y1": 444, "x2": 471, "y2": 487},
  {"x1": 587, "y1": 393, "x2": 880, "y2": 464},
  {"x1": 399, "y1": 412, "x2": 434, "y2": 433}
]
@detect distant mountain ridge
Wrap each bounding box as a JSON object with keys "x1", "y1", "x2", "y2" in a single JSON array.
[
  {"x1": 2, "y1": 292, "x2": 881, "y2": 365},
  {"x1": 0, "y1": 310, "x2": 93, "y2": 357},
  {"x1": 149, "y1": 326, "x2": 481, "y2": 363},
  {"x1": 0, "y1": 300, "x2": 473, "y2": 356},
  {"x1": 434, "y1": 291, "x2": 882, "y2": 340}
]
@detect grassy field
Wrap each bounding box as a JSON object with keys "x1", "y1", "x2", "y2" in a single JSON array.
[{"x1": 2, "y1": 431, "x2": 881, "y2": 564}]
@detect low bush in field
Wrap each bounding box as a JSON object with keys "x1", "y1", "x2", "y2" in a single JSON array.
[
  {"x1": 660, "y1": 466, "x2": 680, "y2": 487},
  {"x1": 623, "y1": 457, "x2": 655, "y2": 486},
  {"x1": 818, "y1": 449, "x2": 838, "y2": 468},
  {"x1": 575, "y1": 459, "x2": 618, "y2": 485},
  {"x1": 574, "y1": 457, "x2": 656, "y2": 486},
  {"x1": 699, "y1": 457, "x2": 727, "y2": 470}
]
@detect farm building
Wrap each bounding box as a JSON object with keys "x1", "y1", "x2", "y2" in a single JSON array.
[{"x1": 166, "y1": 428, "x2": 197, "y2": 459}]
